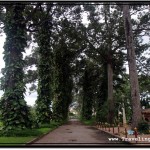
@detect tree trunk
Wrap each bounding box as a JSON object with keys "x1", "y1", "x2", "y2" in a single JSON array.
[
  {"x1": 107, "y1": 62, "x2": 114, "y2": 124},
  {"x1": 1, "y1": 4, "x2": 31, "y2": 129},
  {"x1": 36, "y1": 5, "x2": 52, "y2": 124},
  {"x1": 123, "y1": 4, "x2": 142, "y2": 128},
  {"x1": 104, "y1": 5, "x2": 115, "y2": 124}
]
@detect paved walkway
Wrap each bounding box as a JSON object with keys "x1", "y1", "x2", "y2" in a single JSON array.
[
  {"x1": 29, "y1": 119, "x2": 130, "y2": 146},
  {"x1": 97, "y1": 124, "x2": 150, "y2": 145}
]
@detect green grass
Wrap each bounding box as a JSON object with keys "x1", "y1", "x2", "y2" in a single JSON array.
[
  {"x1": 37, "y1": 127, "x2": 54, "y2": 134},
  {"x1": 0, "y1": 127, "x2": 55, "y2": 146},
  {"x1": 0, "y1": 137, "x2": 35, "y2": 146},
  {"x1": 0, "y1": 121, "x2": 61, "y2": 146}
]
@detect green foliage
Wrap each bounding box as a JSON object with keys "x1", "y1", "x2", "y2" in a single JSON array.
[
  {"x1": 81, "y1": 61, "x2": 102, "y2": 120},
  {"x1": 0, "y1": 4, "x2": 31, "y2": 130},
  {"x1": 35, "y1": 5, "x2": 52, "y2": 124},
  {"x1": 114, "y1": 76, "x2": 132, "y2": 124},
  {"x1": 40, "y1": 123, "x2": 52, "y2": 128},
  {"x1": 0, "y1": 122, "x2": 3, "y2": 128},
  {"x1": 0, "y1": 3, "x2": 149, "y2": 133},
  {"x1": 27, "y1": 105, "x2": 39, "y2": 129},
  {"x1": 97, "y1": 101, "x2": 109, "y2": 123},
  {"x1": 0, "y1": 128, "x2": 42, "y2": 137},
  {"x1": 0, "y1": 120, "x2": 60, "y2": 137},
  {"x1": 81, "y1": 117, "x2": 96, "y2": 126},
  {"x1": 51, "y1": 8, "x2": 84, "y2": 121},
  {"x1": 96, "y1": 64, "x2": 108, "y2": 122},
  {"x1": 82, "y1": 4, "x2": 126, "y2": 123},
  {"x1": 0, "y1": 127, "x2": 53, "y2": 137},
  {"x1": 137, "y1": 120, "x2": 150, "y2": 134},
  {"x1": 81, "y1": 67, "x2": 93, "y2": 120},
  {"x1": 69, "y1": 112, "x2": 75, "y2": 116}
]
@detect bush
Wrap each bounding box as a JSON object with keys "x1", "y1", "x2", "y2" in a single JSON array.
[
  {"x1": 40, "y1": 121, "x2": 61, "y2": 128},
  {"x1": 40, "y1": 123, "x2": 50, "y2": 128},
  {"x1": 69, "y1": 112, "x2": 75, "y2": 116},
  {"x1": 138, "y1": 121, "x2": 149, "y2": 134},
  {"x1": 96, "y1": 101, "x2": 109, "y2": 123},
  {"x1": 0, "y1": 120, "x2": 61, "y2": 137},
  {"x1": 49, "y1": 120, "x2": 61, "y2": 127},
  {"x1": 81, "y1": 117, "x2": 96, "y2": 126},
  {"x1": 0, "y1": 122, "x2": 3, "y2": 128},
  {"x1": 0, "y1": 128, "x2": 43, "y2": 137}
]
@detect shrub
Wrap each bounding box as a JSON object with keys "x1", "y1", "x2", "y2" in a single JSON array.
[
  {"x1": 49, "y1": 120, "x2": 61, "y2": 127},
  {"x1": 81, "y1": 117, "x2": 96, "y2": 126},
  {"x1": 40, "y1": 123, "x2": 51, "y2": 128},
  {"x1": 0, "y1": 128, "x2": 43, "y2": 137},
  {"x1": 0, "y1": 121, "x2": 3, "y2": 128},
  {"x1": 138, "y1": 120, "x2": 149, "y2": 134},
  {"x1": 69, "y1": 112, "x2": 75, "y2": 116}
]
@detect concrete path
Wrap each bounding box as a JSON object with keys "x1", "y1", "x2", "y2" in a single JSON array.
[{"x1": 29, "y1": 119, "x2": 130, "y2": 146}]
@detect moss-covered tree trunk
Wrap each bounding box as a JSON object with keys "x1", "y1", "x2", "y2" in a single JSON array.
[
  {"x1": 82, "y1": 64, "x2": 93, "y2": 120},
  {"x1": 96, "y1": 63, "x2": 108, "y2": 122},
  {"x1": 1, "y1": 4, "x2": 31, "y2": 130},
  {"x1": 52, "y1": 40, "x2": 73, "y2": 122},
  {"x1": 36, "y1": 8, "x2": 52, "y2": 124}
]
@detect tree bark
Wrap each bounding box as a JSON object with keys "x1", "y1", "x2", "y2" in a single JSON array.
[
  {"x1": 123, "y1": 4, "x2": 142, "y2": 128},
  {"x1": 107, "y1": 62, "x2": 114, "y2": 124},
  {"x1": 104, "y1": 5, "x2": 115, "y2": 124}
]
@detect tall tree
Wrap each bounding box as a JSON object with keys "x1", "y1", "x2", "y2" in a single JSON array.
[
  {"x1": 35, "y1": 3, "x2": 53, "y2": 124},
  {"x1": 51, "y1": 4, "x2": 85, "y2": 121},
  {"x1": 0, "y1": 4, "x2": 31, "y2": 130},
  {"x1": 103, "y1": 5, "x2": 115, "y2": 124},
  {"x1": 123, "y1": 4, "x2": 142, "y2": 128},
  {"x1": 84, "y1": 4, "x2": 126, "y2": 123},
  {"x1": 81, "y1": 60, "x2": 94, "y2": 120}
]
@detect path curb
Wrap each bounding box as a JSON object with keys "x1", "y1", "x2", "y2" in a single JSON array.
[
  {"x1": 26, "y1": 130, "x2": 52, "y2": 145},
  {"x1": 25, "y1": 126, "x2": 59, "y2": 145},
  {"x1": 93, "y1": 126, "x2": 132, "y2": 145},
  {"x1": 26, "y1": 121, "x2": 71, "y2": 145}
]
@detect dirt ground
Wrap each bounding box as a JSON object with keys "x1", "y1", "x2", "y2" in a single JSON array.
[{"x1": 29, "y1": 119, "x2": 130, "y2": 146}]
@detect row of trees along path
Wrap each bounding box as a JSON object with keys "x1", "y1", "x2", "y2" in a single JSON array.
[{"x1": 0, "y1": 1, "x2": 149, "y2": 141}]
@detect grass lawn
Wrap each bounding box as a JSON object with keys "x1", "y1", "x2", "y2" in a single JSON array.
[
  {"x1": 0, "y1": 137, "x2": 35, "y2": 146},
  {"x1": 37, "y1": 127, "x2": 54, "y2": 134},
  {"x1": 0, "y1": 122, "x2": 61, "y2": 146},
  {"x1": 0, "y1": 128, "x2": 53, "y2": 146}
]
